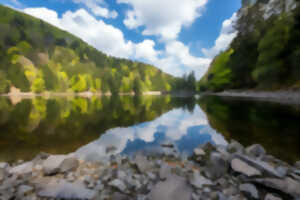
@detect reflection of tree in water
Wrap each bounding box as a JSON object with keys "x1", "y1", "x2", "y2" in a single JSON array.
[
  {"x1": 0, "y1": 95, "x2": 195, "y2": 162},
  {"x1": 198, "y1": 96, "x2": 300, "y2": 164}
]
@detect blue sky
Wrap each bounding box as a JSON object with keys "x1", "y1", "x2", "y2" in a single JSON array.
[{"x1": 0, "y1": 0, "x2": 241, "y2": 78}]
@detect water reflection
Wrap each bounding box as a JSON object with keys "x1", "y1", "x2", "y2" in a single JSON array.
[
  {"x1": 0, "y1": 95, "x2": 300, "y2": 164},
  {"x1": 199, "y1": 96, "x2": 300, "y2": 163},
  {"x1": 75, "y1": 106, "x2": 227, "y2": 161},
  {"x1": 0, "y1": 95, "x2": 182, "y2": 162}
]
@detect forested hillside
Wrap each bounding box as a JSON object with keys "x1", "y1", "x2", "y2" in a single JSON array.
[
  {"x1": 0, "y1": 5, "x2": 180, "y2": 95},
  {"x1": 199, "y1": 0, "x2": 300, "y2": 92}
]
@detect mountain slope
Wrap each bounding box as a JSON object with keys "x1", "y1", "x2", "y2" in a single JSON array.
[
  {"x1": 199, "y1": 0, "x2": 300, "y2": 92},
  {"x1": 0, "y1": 5, "x2": 178, "y2": 94}
]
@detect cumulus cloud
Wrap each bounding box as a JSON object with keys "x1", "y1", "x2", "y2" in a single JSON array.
[
  {"x1": 23, "y1": 6, "x2": 237, "y2": 79},
  {"x1": 24, "y1": 8, "x2": 61, "y2": 28},
  {"x1": 24, "y1": 8, "x2": 133, "y2": 58},
  {"x1": 134, "y1": 40, "x2": 161, "y2": 62},
  {"x1": 165, "y1": 41, "x2": 211, "y2": 78},
  {"x1": 73, "y1": 0, "x2": 118, "y2": 19},
  {"x1": 202, "y1": 13, "x2": 238, "y2": 58},
  {"x1": 117, "y1": 0, "x2": 208, "y2": 40}
]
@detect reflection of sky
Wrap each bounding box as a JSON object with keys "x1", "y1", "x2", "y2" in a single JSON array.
[{"x1": 75, "y1": 105, "x2": 227, "y2": 161}]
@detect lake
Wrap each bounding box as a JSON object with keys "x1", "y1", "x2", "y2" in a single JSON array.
[{"x1": 0, "y1": 95, "x2": 299, "y2": 164}]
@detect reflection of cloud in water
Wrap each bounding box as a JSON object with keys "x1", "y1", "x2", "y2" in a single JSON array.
[{"x1": 75, "y1": 105, "x2": 227, "y2": 161}]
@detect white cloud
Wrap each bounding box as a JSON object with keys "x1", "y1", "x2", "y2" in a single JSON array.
[
  {"x1": 24, "y1": 8, "x2": 61, "y2": 28},
  {"x1": 202, "y1": 13, "x2": 238, "y2": 58},
  {"x1": 24, "y1": 8, "x2": 133, "y2": 58},
  {"x1": 117, "y1": 0, "x2": 208, "y2": 40},
  {"x1": 73, "y1": 0, "x2": 118, "y2": 19},
  {"x1": 23, "y1": 6, "x2": 237, "y2": 79},
  {"x1": 134, "y1": 40, "x2": 161, "y2": 62},
  {"x1": 165, "y1": 41, "x2": 211, "y2": 78}
]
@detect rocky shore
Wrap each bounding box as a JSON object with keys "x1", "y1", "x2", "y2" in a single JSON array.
[
  {"x1": 214, "y1": 90, "x2": 300, "y2": 105},
  {"x1": 0, "y1": 141, "x2": 300, "y2": 200}
]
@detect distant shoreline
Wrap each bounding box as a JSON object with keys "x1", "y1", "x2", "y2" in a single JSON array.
[
  {"x1": 0, "y1": 91, "x2": 165, "y2": 98},
  {"x1": 209, "y1": 90, "x2": 300, "y2": 105}
]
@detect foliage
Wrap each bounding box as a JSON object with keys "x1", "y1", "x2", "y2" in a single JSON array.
[
  {"x1": 199, "y1": 1, "x2": 300, "y2": 91},
  {"x1": 0, "y1": 5, "x2": 183, "y2": 94},
  {"x1": 173, "y1": 71, "x2": 197, "y2": 91},
  {"x1": 199, "y1": 49, "x2": 233, "y2": 92}
]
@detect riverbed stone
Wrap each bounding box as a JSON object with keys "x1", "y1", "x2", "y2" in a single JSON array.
[
  {"x1": 193, "y1": 148, "x2": 205, "y2": 157},
  {"x1": 239, "y1": 183, "x2": 259, "y2": 199},
  {"x1": 109, "y1": 179, "x2": 127, "y2": 193},
  {"x1": 59, "y1": 157, "x2": 79, "y2": 173},
  {"x1": 206, "y1": 152, "x2": 229, "y2": 179},
  {"x1": 148, "y1": 174, "x2": 192, "y2": 200},
  {"x1": 17, "y1": 185, "x2": 34, "y2": 197},
  {"x1": 235, "y1": 155, "x2": 282, "y2": 178},
  {"x1": 0, "y1": 168, "x2": 7, "y2": 182},
  {"x1": 42, "y1": 155, "x2": 68, "y2": 175},
  {"x1": 134, "y1": 154, "x2": 152, "y2": 172},
  {"x1": 253, "y1": 177, "x2": 300, "y2": 198},
  {"x1": 38, "y1": 180, "x2": 96, "y2": 200},
  {"x1": 0, "y1": 162, "x2": 9, "y2": 169},
  {"x1": 231, "y1": 158, "x2": 262, "y2": 177},
  {"x1": 227, "y1": 140, "x2": 244, "y2": 153},
  {"x1": 9, "y1": 161, "x2": 33, "y2": 175},
  {"x1": 189, "y1": 171, "x2": 213, "y2": 189},
  {"x1": 246, "y1": 144, "x2": 266, "y2": 157},
  {"x1": 159, "y1": 164, "x2": 172, "y2": 180},
  {"x1": 264, "y1": 193, "x2": 282, "y2": 200}
]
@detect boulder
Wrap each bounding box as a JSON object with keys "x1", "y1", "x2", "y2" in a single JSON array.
[
  {"x1": 189, "y1": 171, "x2": 212, "y2": 189},
  {"x1": 111, "y1": 192, "x2": 131, "y2": 200},
  {"x1": 9, "y1": 161, "x2": 33, "y2": 174},
  {"x1": 109, "y1": 179, "x2": 127, "y2": 193},
  {"x1": 59, "y1": 157, "x2": 79, "y2": 173},
  {"x1": 206, "y1": 152, "x2": 229, "y2": 180},
  {"x1": 253, "y1": 177, "x2": 300, "y2": 198},
  {"x1": 38, "y1": 180, "x2": 96, "y2": 200},
  {"x1": 148, "y1": 174, "x2": 192, "y2": 200},
  {"x1": 17, "y1": 185, "x2": 34, "y2": 197},
  {"x1": 42, "y1": 155, "x2": 69, "y2": 175},
  {"x1": 264, "y1": 193, "x2": 282, "y2": 200},
  {"x1": 0, "y1": 168, "x2": 8, "y2": 182},
  {"x1": 234, "y1": 155, "x2": 282, "y2": 178},
  {"x1": 193, "y1": 148, "x2": 205, "y2": 157},
  {"x1": 239, "y1": 183, "x2": 259, "y2": 199},
  {"x1": 0, "y1": 162, "x2": 9, "y2": 169},
  {"x1": 246, "y1": 144, "x2": 266, "y2": 157},
  {"x1": 134, "y1": 154, "x2": 152, "y2": 172},
  {"x1": 227, "y1": 140, "x2": 244, "y2": 153},
  {"x1": 231, "y1": 158, "x2": 262, "y2": 177}
]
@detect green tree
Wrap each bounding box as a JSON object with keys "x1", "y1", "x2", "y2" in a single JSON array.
[
  {"x1": 253, "y1": 14, "x2": 292, "y2": 86},
  {"x1": 31, "y1": 78, "x2": 46, "y2": 93},
  {"x1": 133, "y1": 78, "x2": 143, "y2": 95}
]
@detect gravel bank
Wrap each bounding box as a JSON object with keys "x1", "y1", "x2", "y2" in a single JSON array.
[{"x1": 0, "y1": 141, "x2": 300, "y2": 200}]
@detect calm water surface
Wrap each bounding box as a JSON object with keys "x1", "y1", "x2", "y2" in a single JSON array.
[{"x1": 0, "y1": 95, "x2": 299, "y2": 163}]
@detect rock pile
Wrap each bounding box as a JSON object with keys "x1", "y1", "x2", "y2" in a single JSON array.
[{"x1": 0, "y1": 141, "x2": 299, "y2": 200}]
